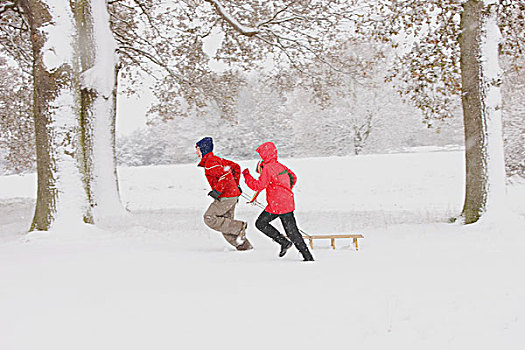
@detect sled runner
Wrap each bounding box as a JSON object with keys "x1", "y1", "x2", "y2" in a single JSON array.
[{"x1": 241, "y1": 193, "x2": 364, "y2": 251}]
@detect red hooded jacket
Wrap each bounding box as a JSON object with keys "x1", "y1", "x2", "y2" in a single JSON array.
[
  {"x1": 244, "y1": 142, "x2": 297, "y2": 214},
  {"x1": 198, "y1": 152, "x2": 241, "y2": 198}
]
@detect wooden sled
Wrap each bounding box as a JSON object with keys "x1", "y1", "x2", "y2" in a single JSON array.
[{"x1": 302, "y1": 234, "x2": 364, "y2": 251}]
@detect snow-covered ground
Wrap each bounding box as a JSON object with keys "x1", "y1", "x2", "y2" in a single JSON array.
[{"x1": 1, "y1": 150, "x2": 524, "y2": 350}]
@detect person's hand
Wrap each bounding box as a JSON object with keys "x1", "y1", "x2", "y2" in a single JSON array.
[
  {"x1": 242, "y1": 168, "x2": 250, "y2": 177},
  {"x1": 208, "y1": 189, "x2": 221, "y2": 199}
]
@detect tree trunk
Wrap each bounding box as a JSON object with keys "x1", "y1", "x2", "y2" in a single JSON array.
[
  {"x1": 21, "y1": 0, "x2": 125, "y2": 231},
  {"x1": 76, "y1": 0, "x2": 126, "y2": 222},
  {"x1": 76, "y1": 0, "x2": 97, "y2": 224},
  {"x1": 459, "y1": 0, "x2": 506, "y2": 224},
  {"x1": 21, "y1": 0, "x2": 88, "y2": 231}
]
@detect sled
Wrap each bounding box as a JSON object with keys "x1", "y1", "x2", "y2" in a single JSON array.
[{"x1": 302, "y1": 234, "x2": 364, "y2": 251}]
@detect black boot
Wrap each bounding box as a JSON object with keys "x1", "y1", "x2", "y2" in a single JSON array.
[
  {"x1": 278, "y1": 240, "x2": 293, "y2": 257},
  {"x1": 297, "y1": 243, "x2": 314, "y2": 261},
  {"x1": 302, "y1": 253, "x2": 315, "y2": 262},
  {"x1": 278, "y1": 212, "x2": 315, "y2": 262}
]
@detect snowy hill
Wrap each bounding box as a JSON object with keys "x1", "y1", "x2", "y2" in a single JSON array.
[{"x1": 1, "y1": 150, "x2": 524, "y2": 349}]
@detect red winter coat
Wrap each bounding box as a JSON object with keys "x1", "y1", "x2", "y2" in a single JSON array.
[
  {"x1": 198, "y1": 152, "x2": 241, "y2": 198},
  {"x1": 244, "y1": 142, "x2": 297, "y2": 214}
]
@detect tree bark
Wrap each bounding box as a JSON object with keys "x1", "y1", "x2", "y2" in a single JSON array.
[
  {"x1": 76, "y1": 0, "x2": 97, "y2": 224},
  {"x1": 459, "y1": 0, "x2": 506, "y2": 224}
]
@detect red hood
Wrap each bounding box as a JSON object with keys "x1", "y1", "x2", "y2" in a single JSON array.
[{"x1": 256, "y1": 142, "x2": 278, "y2": 162}]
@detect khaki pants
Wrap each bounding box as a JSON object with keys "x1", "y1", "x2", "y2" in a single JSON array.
[{"x1": 204, "y1": 197, "x2": 245, "y2": 248}]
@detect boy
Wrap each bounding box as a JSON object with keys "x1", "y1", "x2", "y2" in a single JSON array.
[{"x1": 196, "y1": 137, "x2": 253, "y2": 251}]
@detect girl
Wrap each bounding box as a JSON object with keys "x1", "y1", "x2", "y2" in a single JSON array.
[{"x1": 243, "y1": 142, "x2": 314, "y2": 261}]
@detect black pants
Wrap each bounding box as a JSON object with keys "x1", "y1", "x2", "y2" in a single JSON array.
[{"x1": 255, "y1": 211, "x2": 313, "y2": 260}]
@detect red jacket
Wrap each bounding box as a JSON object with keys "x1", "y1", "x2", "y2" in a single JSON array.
[
  {"x1": 198, "y1": 152, "x2": 241, "y2": 198},
  {"x1": 244, "y1": 142, "x2": 297, "y2": 214}
]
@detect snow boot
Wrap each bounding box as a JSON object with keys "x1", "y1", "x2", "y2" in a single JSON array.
[
  {"x1": 294, "y1": 241, "x2": 314, "y2": 261},
  {"x1": 302, "y1": 254, "x2": 315, "y2": 262},
  {"x1": 236, "y1": 239, "x2": 253, "y2": 251},
  {"x1": 235, "y1": 221, "x2": 248, "y2": 245},
  {"x1": 279, "y1": 240, "x2": 293, "y2": 257}
]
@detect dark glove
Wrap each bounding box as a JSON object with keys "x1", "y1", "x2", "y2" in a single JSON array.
[
  {"x1": 242, "y1": 168, "x2": 250, "y2": 176},
  {"x1": 237, "y1": 185, "x2": 243, "y2": 194},
  {"x1": 208, "y1": 189, "x2": 221, "y2": 199}
]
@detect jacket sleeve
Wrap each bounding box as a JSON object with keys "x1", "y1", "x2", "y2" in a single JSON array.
[{"x1": 244, "y1": 166, "x2": 271, "y2": 192}]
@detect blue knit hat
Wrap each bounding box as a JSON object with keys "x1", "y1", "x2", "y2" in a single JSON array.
[{"x1": 196, "y1": 137, "x2": 213, "y2": 156}]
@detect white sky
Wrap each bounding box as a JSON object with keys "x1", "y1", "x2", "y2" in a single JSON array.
[{"x1": 116, "y1": 92, "x2": 151, "y2": 135}]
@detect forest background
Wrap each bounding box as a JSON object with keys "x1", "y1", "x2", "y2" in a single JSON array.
[{"x1": 1, "y1": 0, "x2": 523, "y2": 177}]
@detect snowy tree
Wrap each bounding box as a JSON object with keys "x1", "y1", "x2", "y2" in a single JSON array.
[
  {"x1": 137, "y1": 0, "x2": 361, "y2": 122},
  {"x1": 75, "y1": 0, "x2": 124, "y2": 224},
  {"x1": 0, "y1": 1, "x2": 30, "y2": 67},
  {"x1": 113, "y1": 0, "x2": 368, "y2": 161},
  {"x1": 358, "y1": 0, "x2": 525, "y2": 224},
  {"x1": 0, "y1": 1, "x2": 34, "y2": 173},
  {"x1": 116, "y1": 33, "x2": 464, "y2": 165},
  {"x1": 19, "y1": 0, "x2": 125, "y2": 231},
  {"x1": 0, "y1": 56, "x2": 34, "y2": 173},
  {"x1": 264, "y1": 39, "x2": 399, "y2": 156},
  {"x1": 458, "y1": 0, "x2": 506, "y2": 224},
  {"x1": 19, "y1": 0, "x2": 85, "y2": 230},
  {"x1": 234, "y1": 77, "x2": 293, "y2": 154},
  {"x1": 501, "y1": 56, "x2": 525, "y2": 179},
  {"x1": 317, "y1": 41, "x2": 395, "y2": 156},
  {"x1": 117, "y1": 127, "x2": 173, "y2": 166}
]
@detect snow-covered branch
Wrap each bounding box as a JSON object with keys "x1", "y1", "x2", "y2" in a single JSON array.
[
  {"x1": 0, "y1": 1, "x2": 19, "y2": 16},
  {"x1": 204, "y1": 0, "x2": 259, "y2": 37}
]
